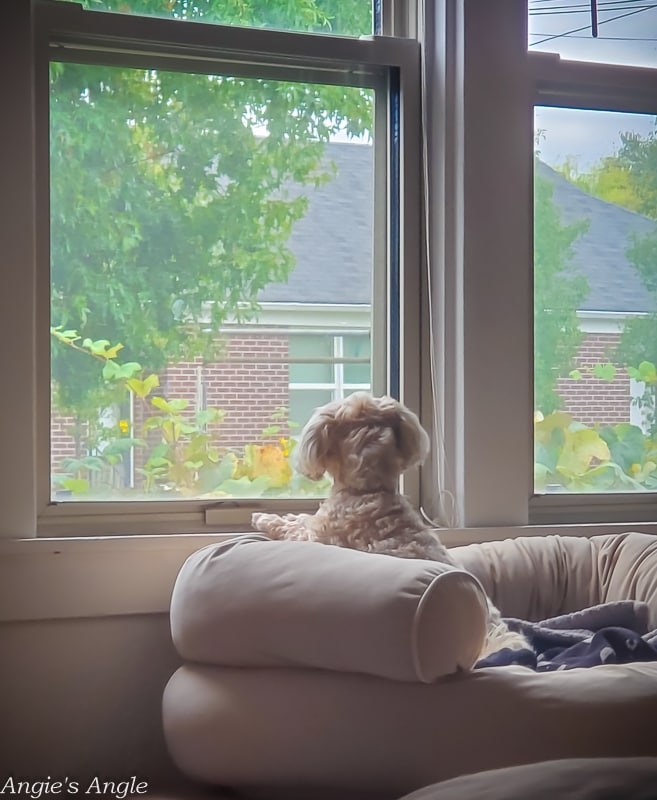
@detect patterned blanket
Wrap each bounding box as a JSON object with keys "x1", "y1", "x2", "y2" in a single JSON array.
[{"x1": 476, "y1": 601, "x2": 657, "y2": 671}]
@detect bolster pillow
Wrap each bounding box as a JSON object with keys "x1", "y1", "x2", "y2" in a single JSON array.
[{"x1": 169, "y1": 535, "x2": 488, "y2": 683}]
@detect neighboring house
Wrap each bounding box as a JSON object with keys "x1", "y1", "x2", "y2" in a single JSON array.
[
  {"x1": 51, "y1": 148, "x2": 657, "y2": 475},
  {"x1": 537, "y1": 160, "x2": 657, "y2": 428}
]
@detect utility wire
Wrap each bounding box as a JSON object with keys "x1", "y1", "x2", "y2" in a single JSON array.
[
  {"x1": 531, "y1": 5, "x2": 656, "y2": 15},
  {"x1": 530, "y1": 2, "x2": 657, "y2": 46},
  {"x1": 529, "y1": 0, "x2": 649, "y2": 6},
  {"x1": 530, "y1": 32, "x2": 657, "y2": 38},
  {"x1": 529, "y1": 31, "x2": 657, "y2": 42}
]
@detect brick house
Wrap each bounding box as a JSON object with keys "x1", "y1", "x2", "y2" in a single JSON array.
[
  {"x1": 51, "y1": 147, "x2": 657, "y2": 482},
  {"x1": 539, "y1": 160, "x2": 657, "y2": 428}
]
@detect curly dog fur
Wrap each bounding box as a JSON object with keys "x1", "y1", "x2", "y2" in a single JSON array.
[{"x1": 252, "y1": 392, "x2": 527, "y2": 658}]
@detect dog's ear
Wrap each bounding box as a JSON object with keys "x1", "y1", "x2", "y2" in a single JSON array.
[
  {"x1": 393, "y1": 403, "x2": 430, "y2": 470},
  {"x1": 294, "y1": 407, "x2": 334, "y2": 480}
]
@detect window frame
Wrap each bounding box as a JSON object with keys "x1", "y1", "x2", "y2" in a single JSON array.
[
  {"x1": 529, "y1": 52, "x2": 657, "y2": 525},
  {"x1": 1, "y1": 0, "x2": 422, "y2": 539},
  {"x1": 425, "y1": 0, "x2": 657, "y2": 530}
]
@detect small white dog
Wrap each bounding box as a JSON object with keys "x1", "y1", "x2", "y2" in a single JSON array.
[{"x1": 252, "y1": 392, "x2": 527, "y2": 658}]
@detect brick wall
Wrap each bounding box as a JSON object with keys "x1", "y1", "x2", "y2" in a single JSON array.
[
  {"x1": 162, "y1": 334, "x2": 290, "y2": 448},
  {"x1": 557, "y1": 331, "x2": 631, "y2": 426},
  {"x1": 51, "y1": 413, "x2": 82, "y2": 470},
  {"x1": 51, "y1": 333, "x2": 292, "y2": 483}
]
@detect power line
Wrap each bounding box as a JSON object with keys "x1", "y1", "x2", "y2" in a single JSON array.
[
  {"x1": 531, "y1": 4, "x2": 657, "y2": 15},
  {"x1": 529, "y1": 0, "x2": 648, "y2": 6},
  {"x1": 530, "y1": 32, "x2": 657, "y2": 39},
  {"x1": 529, "y1": 3, "x2": 657, "y2": 46},
  {"x1": 529, "y1": 31, "x2": 657, "y2": 42}
]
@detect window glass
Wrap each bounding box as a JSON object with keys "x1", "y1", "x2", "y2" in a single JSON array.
[
  {"x1": 50, "y1": 60, "x2": 375, "y2": 501},
  {"x1": 528, "y1": 1, "x2": 657, "y2": 67},
  {"x1": 289, "y1": 335, "x2": 334, "y2": 384},
  {"x1": 534, "y1": 105, "x2": 657, "y2": 493},
  {"x1": 52, "y1": 0, "x2": 374, "y2": 36},
  {"x1": 289, "y1": 388, "x2": 333, "y2": 430},
  {"x1": 343, "y1": 333, "x2": 371, "y2": 384}
]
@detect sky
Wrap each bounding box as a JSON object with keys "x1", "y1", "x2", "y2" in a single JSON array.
[{"x1": 528, "y1": 0, "x2": 657, "y2": 170}]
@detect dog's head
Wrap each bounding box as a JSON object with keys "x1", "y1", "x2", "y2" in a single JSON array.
[{"x1": 295, "y1": 392, "x2": 430, "y2": 492}]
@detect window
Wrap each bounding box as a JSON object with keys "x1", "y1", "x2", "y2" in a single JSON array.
[
  {"x1": 421, "y1": 1, "x2": 657, "y2": 530},
  {"x1": 529, "y1": 0, "x2": 657, "y2": 68},
  {"x1": 288, "y1": 332, "x2": 371, "y2": 423},
  {"x1": 53, "y1": 0, "x2": 375, "y2": 36},
  {"x1": 534, "y1": 106, "x2": 657, "y2": 496},
  {"x1": 11, "y1": 0, "x2": 656, "y2": 540},
  {"x1": 1, "y1": 0, "x2": 420, "y2": 537},
  {"x1": 528, "y1": 5, "x2": 657, "y2": 521}
]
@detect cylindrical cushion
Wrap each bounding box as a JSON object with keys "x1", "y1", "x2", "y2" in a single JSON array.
[
  {"x1": 162, "y1": 662, "x2": 657, "y2": 797},
  {"x1": 170, "y1": 535, "x2": 488, "y2": 683},
  {"x1": 452, "y1": 532, "x2": 657, "y2": 626}
]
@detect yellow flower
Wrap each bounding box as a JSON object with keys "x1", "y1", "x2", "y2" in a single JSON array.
[{"x1": 119, "y1": 419, "x2": 130, "y2": 433}]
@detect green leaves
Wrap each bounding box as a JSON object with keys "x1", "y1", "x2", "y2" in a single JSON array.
[
  {"x1": 627, "y1": 360, "x2": 657, "y2": 385},
  {"x1": 535, "y1": 411, "x2": 657, "y2": 492},
  {"x1": 126, "y1": 373, "x2": 160, "y2": 398},
  {"x1": 50, "y1": 52, "x2": 373, "y2": 413},
  {"x1": 534, "y1": 172, "x2": 590, "y2": 415}
]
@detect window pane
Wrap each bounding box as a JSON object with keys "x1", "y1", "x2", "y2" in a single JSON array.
[
  {"x1": 289, "y1": 389, "x2": 333, "y2": 429},
  {"x1": 343, "y1": 333, "x2": 371, "y2": 384},
  {"x1": 50, "y1": 61, "x2": 375, "y2": 501},
  {"x1": 534, "y1": 105, "x2": 657, "y2": 493},
  {"x1": 52, "y1": 0, "x2": 374, "y2": 36},
  {"x1": 289, "y1": 335, "x2": 334, "y2": 383},
  {"x1": 528, "y1": 1, "x2": 657, "y2": 67}
]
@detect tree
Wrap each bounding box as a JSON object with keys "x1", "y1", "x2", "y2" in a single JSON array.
[
  {"x1": 534, "y1": 168, "x2": 590, "y2": 414},
  {"x1": 556, "y1": 155, "x2": 644, "y2": 215},
  {"x1": 563, "y1": 126, "x2": 657, "y2": 373},
  {"x1": 50, "y1": 0, "x2": 373, "y2": 414}
]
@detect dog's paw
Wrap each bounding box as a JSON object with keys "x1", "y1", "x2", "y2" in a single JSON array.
[
  {"x1": 251, "y1": 511, "x2": 266, "y2": 530},
  {"x1": 251, "y1": 512, "x2": 281, "y2": 533}
]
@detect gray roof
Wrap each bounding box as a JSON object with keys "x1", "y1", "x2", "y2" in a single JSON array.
[
  {"x1": 259, "y1": 141, "x2": 373, "y2": 305},
  {"x1": 261, "y1": 144, "x2": 657, "y2": 314},
  {"x1": 537, "y1": 161, "x2": 657, "y2": 314}
]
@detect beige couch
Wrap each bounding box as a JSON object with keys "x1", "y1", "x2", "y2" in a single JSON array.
[{"x1": 162, "y1": 532, "x2": 657, "y2": 800}]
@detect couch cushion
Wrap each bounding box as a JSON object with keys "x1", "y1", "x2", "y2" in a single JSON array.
[
  {"x1": 396, "y1": 757, "x2": 657, "y2": 800},
  {"x1": 163, "y1": 662, "x2": 657, "y2": 797},
  {"x1": 452, "y1": 532, "x2": 657, "y2": 626},
  {"x1": 170, "y1": 535, "x2": 488, "y2": 683}
]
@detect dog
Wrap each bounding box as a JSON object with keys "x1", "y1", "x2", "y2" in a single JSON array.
[{"x1": 252, "y1": 392, "x2": 528, "y2": 658}]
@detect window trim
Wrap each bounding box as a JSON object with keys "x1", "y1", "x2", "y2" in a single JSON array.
[
  {"x1": 528, "y1": 51, "x2": 657, "y2": 524},
  {"x1": 422, "y1": 0, "x2": 657, "y2": 530},
  {"x1": 1, "y1": 0, "x2": 423, "y2": 539}
]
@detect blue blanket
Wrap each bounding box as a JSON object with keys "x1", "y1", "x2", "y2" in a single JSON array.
[{"x1": 476, "y1": 601, "x2": 657, "y2": 671}]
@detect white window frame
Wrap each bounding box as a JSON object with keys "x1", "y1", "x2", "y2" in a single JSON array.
[
  {"x1": 423, "y1": 0, "x2": 657, "y2": 532},
  {"x1": 0, "y1": 0, "x2": 422, "y2": 539},
  {"x1": 530, "y1": 52, "x2": 657, "y2": 525}
]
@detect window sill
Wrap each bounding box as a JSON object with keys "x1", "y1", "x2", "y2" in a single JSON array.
[
  {"x1": 3, "y1": 522, "x2": 657, "y2": 623},
  {"x1": 0, "y1": 532, "x2": 237, "y2": 623}
]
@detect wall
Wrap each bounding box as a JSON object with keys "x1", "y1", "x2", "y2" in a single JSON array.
[
  {"x1": 162, "y1": 334, "x2": 290, "y2": 449},
  {"x1": 0, "y1": 534, "x2": 233, "y2": 788},
  {"x1": 558, "y1": 331, "x2": 632, "y2": 426},
  {"x1": 1, "y1": 615, "x2": 184, "y2": 789},
  {"x1": 51, "y1": 332, "x2": 291, "y2": 479}
]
